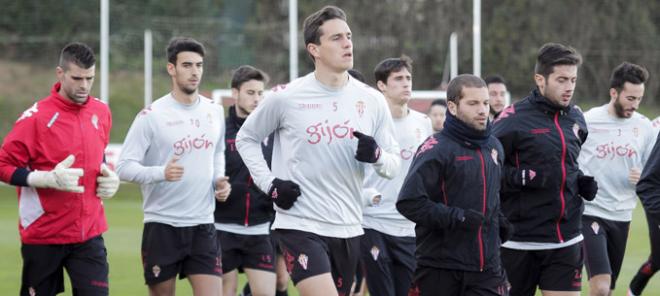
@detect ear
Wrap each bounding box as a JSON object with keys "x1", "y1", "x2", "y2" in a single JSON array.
[
  {"x1": 56, "y1": 66, "x2": 64, "y2": 80},
  {"x1": 231, "y1": 88, "x2": 239, "y2": 101},
  {"x1": 376, "y1": 80, "x2": 387, "y2": 93},
  {"x1": 534, "y1": 74, "x2": 545, "y2": 88},
  {"x1": 447, "y1": 100, "x2": 458, "y2": 115},
  {"x1": 167, "y1": 62, "x2": 176, "y2": 76},
  {"x1": 307, "y1": 43, "x2": 320, "y2": 60},
  {"x1": 609, "y1": 88, "x2": 618, "y2": 101}
]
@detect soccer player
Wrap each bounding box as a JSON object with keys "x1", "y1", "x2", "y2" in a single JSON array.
[
  {"x1": 0, "y1": 42, "x2": 118, "y2": 296},
  {"x1": 117, "y1": 37, "x2": 230, "y2": 296},
  {"x1": 360, "y1": 56, "x2": 432, "y2": 296},
  {"x1": 236, "y1": 6, "x2": 400, "y2": 296},
  {"x1": 427, "y1": 99, "x2": 447, "y2": 133},
  {"x1": 215, "y1": 65, "x2": 277, "y2": 296},
  {"x1": 397, "y1": 74, "x2": 510, "y2": 296},
  {"x1": 493, "y1": 43, "x2": 597, "y2": 296},
  {"x1": 484, "y1": 75, "x2": 509, "y2": 120},
  {"x1": 577, "y1": 62, "x2": 654, "y2": 296}
]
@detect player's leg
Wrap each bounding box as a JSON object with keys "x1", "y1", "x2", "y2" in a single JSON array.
[
  {"x1": 274, "y1": 229, "x2": 336, "y2": 296},
  {"x1": 327, "y1": 235, "x2": 360, "y2": 296},
  {"x1": 501, "y1": 247, "x2": 540, "y2": 296},
  {"x1": 142, "y1": 223, "x2": 187, "y2": 296},
  {"x1": 412, "y1": 266, "x2": 462, "y2": 296},
  {"x1": 360, "y1": 228, "x2": 394, "y2": 296},
  {"x1": 604, "y1": 219, "x2": 630, "y2": 293},
  {"x1": 464, "y1": 267, "x2": 510, "y2": 296},
  {"x1": 218, "y1": 231, "x2": 242, "y2": 296},
  {"x1": 388, "y1": 235, "x2": 416, "y2": 296},
  {"x1": 271, "y1": 234, "x2": 290, "y2": 296},
  {"x1": 629, "y1": 211, "x2": 660, "y2": 295},
  {"x1": 582, "y1": 215, "x2": 613, "y2": 296},
  {"x1": 242, "y1": 234, "x2": 276, "y2": 296},
  {"x1": 20, "y1": 243, "x2": 66, "y2": 296},
  {"x1": 222, "y1": 270, "x2": 239, "y2": 296},
  {"x1": 64, "y1": 235, "x2": 110, "y2": 296},
  {"x1": 181, "y1": 224, "x2": 223, "y2": 296},
  {"x1": 539, "y1": 243, "x2": 583, "y2": 296}
]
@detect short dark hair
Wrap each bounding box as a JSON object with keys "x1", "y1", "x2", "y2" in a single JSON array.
[
  {"x1": 166, "y1": 37, "x2": 205, "y2": 64},
  {"x1": 374, "y1": 56, "x2": 413, "y2": 84},
  {"x1": 484, "y1": 75, "x2": 506, "y2": 86},
  {"x1": 430, "y1": 98, "x2": 447, "y2": 108},
  {"x1": 534, "y1": 43, "x2": 582, "y2": 78},
  {"x1": 610, "y1": 62, "x2": 649, "y2": 92},
  {"x1": 59, "y1": 42, "x2": 95, "y2": 70},
  {"x1": 446, "y1": 74, "x2": 487, "y2": 103},
  {"x1": 348, "y1": 69, "x2": 366, "y2": 83},
  {"x1": 303, "y1": 6, "x2": 347, "y2": 62},
  {"x1": 231, "y1": 65, "x2": 269, "y2": 90}
]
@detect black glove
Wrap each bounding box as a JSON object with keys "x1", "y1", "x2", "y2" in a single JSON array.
[
  {"x1": 268, "y1": 178, "x2": 301, "y2": 210},
  {"x1": 353, "y1": 131, "x2": 381, "y2": 163},
  {"x1": 499, "y1": 214, "x2": 514, "y2": 243},
  {"x1": 578, "y1": 175, "x2": 598, "y2": 201},
  {"x1": 458, "y1": 209, "x2": 485, "y2": 231}
]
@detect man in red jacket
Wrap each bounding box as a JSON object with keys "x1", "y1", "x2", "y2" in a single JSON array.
[{"x1": 0, "y1": 42, "x2": 119, "y2": 296}]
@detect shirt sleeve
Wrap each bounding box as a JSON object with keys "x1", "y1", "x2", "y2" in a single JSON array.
[
  {"x1": 492, "y1": 108, "x2": 522, "y2": 193},
  {"x1": 236, "y1": 93, "x2": 283, "y2": 193},
  {"x1": 0, "y1": 109, "x2": 37, "y2": 186},
  {"x1": 371, "y1": 97, "x2": 401, "y2": 179},
  {"x1": 637, "y1": 134, "x2": 660, "y2": 220},
  {"x1": 116, "y1": 112, "x2": 166, "y2": 184},
  {"x1": 213, "y1": 105, "x2": 226, "y2": 181},
  {"x1": 396, "y1": 144, "x2": 463, "y2": 230}
]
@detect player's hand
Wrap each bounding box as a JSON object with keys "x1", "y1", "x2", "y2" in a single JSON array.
[
  {"x1": 353, "y1": 131, "x2": 381, "y2": 163},
  {"x1": 215, "y1": 176, "x2": 231, "y2": 202},
  {"x1": 164, "y1": 156, "x2": 184, "y2": 181},
  {"x1": 578, "y1": 175, "x2": 598, "y2": 201},
  {"x1": 268, "y1": 178, "x2": 301, "y2": 210},
  {"x1": 458, "y1": 209, "x2": 484, "y2": 231},
  {"x1": 27, "y1": 154, "x2": 84, "y2": 193},
  {"x1": 97, "y1": 163, "x2": 120, "y2": 199},
  {"x1": 629, "y1": 167, "x2": 641, "y2": 186}
]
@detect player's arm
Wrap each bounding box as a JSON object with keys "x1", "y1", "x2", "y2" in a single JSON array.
[
  {"x1": 637, "y1": 135, "x2": 660, "y2": 219},
  {"x1": 116, "y1": 112, "x2": 165, "y2": 184},
  {"x1": 361, "y1": 97, "x2": 401, "y2": 179},
  {"x1": 396, "y1": 151, "x2": 481, "y2": 231},
  {"x1": 213, "y1": 105, "x2": 231, "y2": 202}
]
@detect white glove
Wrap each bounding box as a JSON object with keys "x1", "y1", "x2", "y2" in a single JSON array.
[
  {"x1": 97, "y1": 163, "x2": 120, "y2": 199},
  {"x1": 27, "y1": 154, "x2": 84, "y2": 193}
]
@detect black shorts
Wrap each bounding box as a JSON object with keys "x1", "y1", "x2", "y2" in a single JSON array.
[
  {"x1": 20, "y1": 235, "x2": 109, "y2": 296},
  {"x1": 141, "y1": 222, "x2": 221, "y2": 285},
  {"x1": 644, "y1": 210, "x2": 660, "y2": 267},
  {"x1": 217, "y1": 231, "x2": 275, "y2": 273},
  {"x1": 582, "y1": 215, "x2": 630, "y2": 289},
  {"x1": 410, "y1": 266, "x2": 509, "y2": 296},
  {"x1": 501, "y1": 242, "x2": 583, "y2": 295},
  {"x1": 273, "y1": 229, "x2": 360, "y2": 295},
  {"x1": 360, "y1": 228, "x2": 416, "y2": 296}
]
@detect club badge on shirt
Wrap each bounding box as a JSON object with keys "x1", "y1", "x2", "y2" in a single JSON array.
[
  {"x1": 355, "y1": 101, "x2": 366, "y2": 118},
  {"x1": 371, "y1": 246, "x2": 380, "y2": 260},
  {"x1": 298, "y1": 254, "x2": 309, "y2": 270},
  {"x1": 591, "y1": 221, "x2": 600, "y2": 235},
  {"x1": 91, "y1": 114, "x2": 99, "y2": 129}
]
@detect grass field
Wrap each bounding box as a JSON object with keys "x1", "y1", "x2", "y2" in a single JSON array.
[{"x1": 1, "y1": 184, "x2": 659, "y2": 295}]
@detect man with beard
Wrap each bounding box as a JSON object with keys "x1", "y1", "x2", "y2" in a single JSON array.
[
  {"x1": 236, "y1": 6, "x2": 400, "y2": 296},
  {"x1": 397, "y1": 74, "x2": 509, "y2": 296},
  {"x1": 577, "y1": 62, "x2": 654, "y2": 296},
  {"x1": 493, "y1": 43, "x2": 597, "y2": 296},
  {"x1": 117, "y1": 37, "x2": 231, "y2": 296},
  {"x1": 485, "y1": 75, "x2": 509, "y2": 121}
]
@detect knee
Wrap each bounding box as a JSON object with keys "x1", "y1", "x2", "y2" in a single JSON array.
[
  {"x1": 589, "y1": 280, "x2": 610, "y2": 296},
  {"x1": 276, "y1": 274, "x2": 289, "y2": 291}
]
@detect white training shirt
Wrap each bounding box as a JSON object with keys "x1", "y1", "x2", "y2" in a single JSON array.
[
  {"x1": 236, "y1": 72, "x2": 401, "y2": 238},
  {"x1": 117, "y1": 94, "x2": 225, "y2": 226},
  {"x1": 362, "y1": 109, "x2": 433, "y2": 237},
  {"x1": 578, "y1": 104, "x2": 656, "y2": 221}
]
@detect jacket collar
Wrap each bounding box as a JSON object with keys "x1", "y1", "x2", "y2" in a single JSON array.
[
  {"x1": 49, "y1": 82, "x2": 91, "y2": 111},
  {"x1": 228, "y1": 105, "x2": 246, "y2": 127},
  {"x1": 529, "y1": 89, "x2": 572, "y2": 115}
]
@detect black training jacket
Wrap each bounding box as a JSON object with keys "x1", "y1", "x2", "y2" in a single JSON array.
[
  {"x1": 214, "y1": 106, "x2": 274, "y2": 226},
  {"x1": 636, "y1": 130, "x2": 660, "y2": 220},
  {"x1": 492, "y1": 89, "x2": 588, "y2": 243},
  {"x1": 397, "y1": 131, "x2": 504, "y2": 272}
]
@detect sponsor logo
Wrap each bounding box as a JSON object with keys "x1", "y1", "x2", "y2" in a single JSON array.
[
  {"x1": 305, "y1": 119, "x2": 356, "y2": 144},
  {"x1": 298, "y1": 103, "x2": 323, "y2": 110},
  {"x1": 172, "y1": 134, "x2": 214, "y2": 156},
  {"x1": 456, "y1": 156, "x2": 473, "y2": 161},
  {"x1": 17, "y1": 103, "x2": 39, "y2": 122},
  {"x1": 166, "y1": 120, "x2": 184, "y2": 127},
  {"x1": 416, "y1": 136, "x2": 438, "y2": 156},
  {"x1": 298, "y1": 254, "x2": 309, "y2": 270},
  {"x1": 530, "y1": 128, "x2": 550, "y2": 134},
  {"x1": 400, "y1": 147, "x2": 414, "y2": 160},
  {"x1": 595, "y1": 142, "x2": 638, "y2": 159}
]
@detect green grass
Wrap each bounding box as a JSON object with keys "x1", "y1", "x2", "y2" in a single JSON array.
[{"x1": 1, "y1": 184, "x2": 659, "y2": 295}]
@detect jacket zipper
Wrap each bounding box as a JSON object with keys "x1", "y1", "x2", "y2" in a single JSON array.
[
  {"x1": 553, "y1": 112, "x2": 567, "y2": 243},
  {"x1": 476, "y1": 149, "x2": 486, "y2": 271},
  {"x1": 78, "y1": 111, "x2": 86, "y2": 241},
  {"x1": 245, "y1": 176, "x2": 252, "y2": 226}
]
